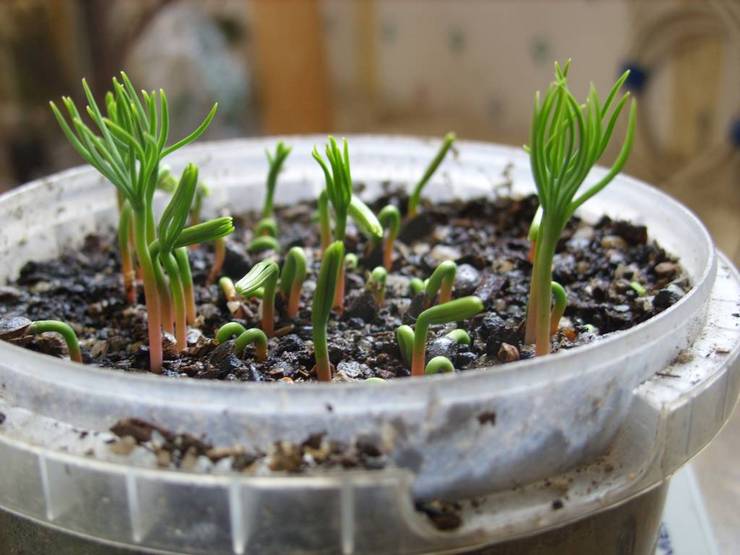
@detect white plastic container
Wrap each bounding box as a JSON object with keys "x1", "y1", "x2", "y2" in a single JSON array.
[{"x1": 0, "y1": 137, "x2": 735, "y2": 554}]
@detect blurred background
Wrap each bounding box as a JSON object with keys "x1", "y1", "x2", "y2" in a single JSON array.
[{"x1": 0, "y1": 0, "x2": 738, "y2": 548}]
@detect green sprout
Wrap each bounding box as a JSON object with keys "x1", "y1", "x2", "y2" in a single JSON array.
[
  {"x1": 524, "y1": 61, "x2": 636, "y2": 355},
  {"x1": 527, "y1": 206, "x2": 543, "y2": 263},
  {"x1": 149, "y1": 164, "x2": 234, "y2": 351},
  {"x1": 248, "y1": 235, "x2": 280, "y2": 253},
  {"x1": 50, "y1": 72, "x2": 217, "y2": 372},
  {"x1": 235, "y1": 260, "x2": 280, "y2": 337},
  {"x1": 216, "y1": 322, "x2": 268, "y2": 361},
  {"x1": 365, "y1": 377, "x2": 388, "y2": 384},
  {"x1": 550, "y1": 281, "x2": 567, "y2": 335},
  {"x1": 344, "y1": 253, "x2": 358, "y2": 271},
  {"x1": 117, "y1": 201, "x2": 136, "y2": 304},
  {"x1": 446, "y1": 329, "x2": 471, "y2": 345},
  {"x1": 367, "y1": 266, "x2": 387, "y2": 306},
  {"x1": 409, "y1": 277, "x2": 425, "y2": 296},
  {"x1": 425, "y1": 356, "x2": 454, "y2": 375},
  {"x1": 312, "y1": 241, "x2": 344, "y2": 382},
  {"x1": 219, "y1": 276, "x2": 238, "y2": 302},
  {"x1": 399, "y1": 296, "x2": 483, "y2": 377},
  {"x1": 629, "y1": 280, "x2": 646, "y2": 297},
  {"x1": 256, "y1": 218, "x2": 279, "y2": 238},
  {"x1": 262, "y1": 141, "x2": 292, "y2": 219},
  {"x1": 407, "y1": 132, "x2": 456, "y2": 219},
  {"x1": 279, "y1": 247, "x2": 307, "y2": 319},
  {"x1": 378, "y1": 205, "x2": 401, "y2": 271},
  {"x1": 28, "y1": 320, "x2": 82, "y2": 363},
  {"x1": 424, "y1": 260, "x2": 457, "y2": 307}
]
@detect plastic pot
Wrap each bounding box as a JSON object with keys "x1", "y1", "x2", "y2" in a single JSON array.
[{"x1": 0, "y1": 136, "x2": 736, "y2": 554}]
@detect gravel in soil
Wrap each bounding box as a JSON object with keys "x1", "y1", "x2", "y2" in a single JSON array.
[{"x1": 0, "y1": 193, "x2": 689, "y2": 381}]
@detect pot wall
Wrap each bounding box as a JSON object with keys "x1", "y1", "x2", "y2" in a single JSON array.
[{"x1": 0, "y1": 136, "x2": 717, "y2": 500}]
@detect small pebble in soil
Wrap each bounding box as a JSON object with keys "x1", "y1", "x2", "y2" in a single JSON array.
[
  {"x1": 497, "y1": 343, "x2": 520, "y2": 362},
  {"x1": 653, "y1": 284, "x2": 685, "y2": 310}
]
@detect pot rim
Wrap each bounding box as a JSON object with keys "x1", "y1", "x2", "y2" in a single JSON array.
[{"x1": 0, "y1": 135, "x2": 717, "y2": 397}]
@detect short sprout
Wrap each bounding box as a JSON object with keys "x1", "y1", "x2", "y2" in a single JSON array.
[
  {"x1": 365, "y1": 377, "x2": 388, "y2": 384},
  {"x1": 395, "y1": 324, "x2": 414, "y2": 364},
  {"x1": 550, "y1": 281, "x2": 568, "y2": 335},
  {"x1": 425, "y1": 356, "x2": 454, "y2": 375},
  {"x1": 424, "y1": 260, "x2": 457, "y2": 307},
  {"x1": 344, "y1": 253, "x2": 359, "y2": 271},
  {"x1": 235, "y1": 260, "x2": 280, "y2": 336},
  {"x1": 409, "y1": 277, "x2": 425, "y2": 296},
  {"x1": 446, "y1": 329, "x2": 471, "y2": 345},
  {"x1": 216, "y1": 323, "x2": 268, "y2": 361},
  {"x1": 629, "y1": 280, "x2": 646, "y2": 297},
  {"x1": 378, "y1": 205, "x2": 401, "y2": 271},
  {"x1": 29, "y1": 320, "x2": 82, "y2": 363},
  {"x1": 256, "y1": 217, "x2": 278, "y2": 238},
  {"x1": 279, "y1": 246, "x2": 308, "y2": 319},
  {"x1": 248, "y1": 235, "x2": 281, "y2": 253},
  {"x1": 408, "y1": 132, "x2": 456, "y2": 218},
  {"x1": 367, "y1": 266, "x2": 388, "y2": 306}
]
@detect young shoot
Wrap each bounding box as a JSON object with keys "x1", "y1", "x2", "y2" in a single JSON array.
[
  {"x1": 28, "y1": 320, "x2": 82, "y2": 363},
  {"x1": 279, "y1": 247, "x2": 307, "y2": 319},
  {"x1": 216, "y1": 322, "x2": 268, "y2": 361},
  {"x1": 262, "y1": 141, "x2": 292, "y2": 219},
  {"x1": 425, "y1": 356, "x2": 454, "y2": 375},
  {"x1": 446, "y1": 329, "x2": 471, "y2": 345},
  {"x1": 312, "y1": 137, "x2": 368, "y2": 313},
  {"x1": 550, "y1": 281, "x2": 567, "y2": 335},
  {"x1": 248, "y1": 235, "x2": 281, "y2": 253},
  {"x1": 378, "y1": 205, "x2": 401, "y2": 271},
  {"x1": 409, "y1": 277, "x2": 425, "y2": 297},
  {"x1": 404, "y1": 296, "x2": 483, "y2": 377},
  {"x1": 367, "y1": 266, "x2": 387, "y2": 306},
  {"x1": 311, "y1": 241, "x2": 344, "y2": 382},
  {"x1": 235, "y1": 260, "x2": 279, "y2": 336},
  {"x1": 344, "y1": 253, "x2": 359, "y2": 271},
  {"x1": 407, "y1": 132, "x2": 456, "y2": 219},
  {"x1": 424, "y1": 260, "x2": 457, "y2": 307},
  {"x1": 117, "y1": 201, "x2": 136, "y2": 304},
  {"x1": 524, "y1": 61, "x2": 636, "y2": 355},
  {"x1": 527, "y1": 206, "x2": 543, "y2": 263},
  {"x1": 395, "y1": 324, "x2": 413, "y2": 364},
  {"x1": 50, "y1": 72, "x2": 218, "y2": 372}
]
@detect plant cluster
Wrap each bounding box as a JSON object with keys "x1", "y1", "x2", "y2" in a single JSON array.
[{"x1": 43, "y1": 61, "x2": 637, "y2": 381}]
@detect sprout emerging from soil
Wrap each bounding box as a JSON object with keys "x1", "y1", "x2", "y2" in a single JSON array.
[
  {"x1": 365, "y1": 377, "x2": 388, "y2": 384},
  {"x1": 629, "y1": 281, "x2": 646, "y2": 297},
  {"x1": 446, "y1": 329, "x2": 471, "y2": 345},
  {"x1": 151, "y1": 165, "x2": 234, "y2": 351},
  {"x1": 409, "y1": 278, "x2": 425, "y2": 296},
  {"x1": 249, "y1": 141, "x2": 289, "y2": 254},
  {"x1": 525, "y1": 61, "x2": 636, "y2": 356},
  {"x1": 49, "y1": 72, "x2": 217, "y2": 372},
  {"x1": 216, "y1": 322, "x2": 268, "y2": 361},
  {"x1": 28, "y1": 320, "x2": 82, "y2": 363},
  {"x1": 424, "y1": 260, "x2": 457, "y2": 307},
  {"x1": 344, "y1": 253, "x2": 358, "y2": 271},
  {"x1": 236, "y1": 260, "x2": 280, "y2": 337},
  {"x1": 279, "y1": 247, "x2": 308, "y2": 319},
  {"x1": 378, "y1": 205, "x2": 401, "y2": 271},
  {"x1": 400, "y1": 296, "x2": 483, "y2": 377},
  {"x1": 407, "y1": 132, "x2": 456, "y2": 219},
  {"x1": 262, "y1": 142, "x2": 292, "y2": 219},
  {"x1": 367, "y1": 266, "x2": 388, "y2": 306},
  {"x1": 425, "y1": 356, "x2": 454, "y2": 375},
  {"x1": 550, "y1": 281, "x2": 567, "y2": 335},
  {"x1": 312, "y1": 241, "x2": 345, "y2": 382}
]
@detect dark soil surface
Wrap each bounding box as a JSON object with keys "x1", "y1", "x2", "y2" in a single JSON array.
[{"x1": 0, "y1": 193, "x2": 689, "y2": 381}]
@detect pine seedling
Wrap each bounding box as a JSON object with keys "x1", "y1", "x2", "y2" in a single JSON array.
[
  {"x1": 405, "y1": 296, "x2": 483, "y2": 377},
  {"x1": 407, "y1": 132, "x2": 456, "y2": 219},
  {"x1": 524, "y1": 61, "x2": 636, "y2": 355},
  {"x1": 279, "y1": 246, "x2": 307, "y2": 319},
  {"x1": 248, "y1": 235, "x2": 280, "y2": 253},
  {"x1": 344, "y1": 253, "x2": 359, "y2": 271},
  {"x1": 235, "y1": 260, "x2": 280, "y2": 336},
  {"x1": 50, "y1": 72, "x2": 217, "y2": 371},
  {"x1": 367, "y1": 266, "x2": 387, "y2": 306},
  {"x1": 424, "y1": 260, "x2": 457, "y2": 307},
  {"x1": 550, "y1": 281, "x2": 567, "y2": 335},
  {"x1": 425, "y1": 356, "x2": 454, "y2": 375},
  {"x1": 216, "y1": 322, "x2": 268, "y2": 361},
  {"x1": 409, "y1": 277, "x2": 425, "y2": 296},
  {"x1": 378, "y1": 205, "x2": 401, "y2": 271},
  {"x1": 262, "y1": 141, "x2": 291, "y2": 219},
  {"x1": 312, "y1": 241, "x2": 344, "y2": 382},
  {"x1": 28, "y1": 320, "x2": 82, "y2": 363}
]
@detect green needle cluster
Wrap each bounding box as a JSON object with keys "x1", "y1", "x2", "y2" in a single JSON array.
[
  {"x1": 524, "y1": 61, "x2": 636, "y2": 355},
  {"x1": 50, "y1": 72, "x2": 218, "y2": 372}
]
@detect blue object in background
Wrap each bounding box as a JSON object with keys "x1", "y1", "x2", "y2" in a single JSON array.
[{"x1": 620, "y1": 62, "x2": 649, "y2": 94}]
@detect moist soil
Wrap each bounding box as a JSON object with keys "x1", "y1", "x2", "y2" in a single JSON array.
[{"x1": 0, "y1": 192, "x2": 689, "y2": 382}]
